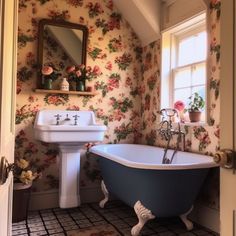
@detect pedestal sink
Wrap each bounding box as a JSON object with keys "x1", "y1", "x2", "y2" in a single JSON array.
[{"x1": 34, "y1": 110, "x2": 107, "y2": 208}]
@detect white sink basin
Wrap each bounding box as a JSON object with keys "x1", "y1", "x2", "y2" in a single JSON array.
[
  {"x1": 34, "y1": 110, "x2": 107, "y2": 143},
  {"x1": 33, "y1": 110, "x2": 107, "y2": 208}
]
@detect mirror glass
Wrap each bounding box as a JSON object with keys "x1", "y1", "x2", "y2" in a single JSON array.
[{"x1": 37, "y1": 19, "x2": 88, "y2": 88}]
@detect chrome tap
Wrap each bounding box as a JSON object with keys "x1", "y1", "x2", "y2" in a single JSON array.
[
  {"x1": 64, "y1": 114, "x2": 70, "y2": 121},
  {"x1": 54, "y1": 114, "x2": 62, "y2": 125},
  {"x1": 158, "y1": 108, "x2": 185, "y2": 164},
  {"x1": 73, "y1": 115, "x2": 80, "y2": 125}
]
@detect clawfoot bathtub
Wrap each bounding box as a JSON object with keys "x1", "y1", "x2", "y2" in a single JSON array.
[{"x1": 90, "y1": 144, "x2": 218, "y2": 236}]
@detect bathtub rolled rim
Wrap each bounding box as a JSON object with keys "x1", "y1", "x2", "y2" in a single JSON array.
[{"x1": 90, "y1": 144, "x2": 219, "y2": 170}]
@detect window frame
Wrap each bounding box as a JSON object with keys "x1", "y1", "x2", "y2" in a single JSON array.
[{"x1": 161, "y1": 12, "x2": 208, "y2": 124}]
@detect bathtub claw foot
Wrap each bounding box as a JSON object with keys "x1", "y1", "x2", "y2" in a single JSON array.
[
  {"x1": 99, "y1": 180, "x2": 109, "y2": 208},
  {"x1": 180, "y1": 206, "x2": 194, "y2": 231},
  {"x1": 131, "y1": 200, "x2": 155, "y2": 236}
]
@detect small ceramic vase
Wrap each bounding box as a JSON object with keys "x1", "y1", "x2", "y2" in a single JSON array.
[
  {"x1": 76, "y1": 80, "x2": 85, "y2": 91},
  {"x1": 60, "y1": 78, "x2": 69, "y2": 91},
  {"x1": 44, "y1": 78, "x2": 52, "y2": 90}
]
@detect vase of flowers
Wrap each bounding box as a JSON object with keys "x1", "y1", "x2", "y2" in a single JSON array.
[
  {"x1": 12, "y1": 158, "x2": 41, "y2": 223},
  {"x1": 41, "y1": 65, "x2": 61, "y2": 90},
  {"x1": 66, "y1": 64, "x2": 102, "y2": 91}
]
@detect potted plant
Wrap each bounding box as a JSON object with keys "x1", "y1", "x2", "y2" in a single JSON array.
[
  {"x1": 187, "y1": 92, "x2": 205, "y2": 122},
  {"x1": 12, "y1": 158, "x2": 41, "y2": 222}
]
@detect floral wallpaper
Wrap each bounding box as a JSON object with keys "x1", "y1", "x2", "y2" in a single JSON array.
[
  {"x1": 16, "y1": 0, "x2": 143, "y2": 192},
  {"x1": 140, "y1": 0, "x2": 221, "y2": 209},
  {"x1": 16, "y1": 0, "x2": 220, "y2": 210}
]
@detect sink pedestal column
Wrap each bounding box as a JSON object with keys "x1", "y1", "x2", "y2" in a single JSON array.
[{"x1": 59, "y1": 144, "x2": 82, "y2": 208}]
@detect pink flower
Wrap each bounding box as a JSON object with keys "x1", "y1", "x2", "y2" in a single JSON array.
[
  {"x1": 105, "y1": 61, "x2": 112, "y2": 71},
  {"x1": 106, "y1": 0, "x2": 113, "y2": 10},
  {"x1": 47, "y1": 95, "x2": 59, "y2": 104},
  {"x1": 76, "y1": 70, "x2": 82, "y2": 77},
  {"x1": 86, "y1": 66, "x2": 92, "y2": 72},
  {"x1": 214, "y1": 126, "x2": 220, "y2": 138},
  {"x1": 92, "y1": 65, "x2": 101, "y2": 75},
  {"x1": 66, "y1": 65, "x2": 75, "y2": 73},
  {"x1": 174, "y1": 100, "x2": 185, "y2": 112},
  {"x1": 41, "y1": 66, "x2": 53, "y2": 75}
]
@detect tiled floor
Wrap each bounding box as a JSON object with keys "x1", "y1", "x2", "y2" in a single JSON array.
[{"x1": 12, "y1": 201, "x2": 219, "y2": 236}]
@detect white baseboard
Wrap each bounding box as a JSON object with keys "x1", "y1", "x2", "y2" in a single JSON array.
[
  {"x1": 190, "y1": 204, "x2": 220, "y2": 233},
  {"x1": 29, "y1": 186, "x2": 103, "y2": 211}
]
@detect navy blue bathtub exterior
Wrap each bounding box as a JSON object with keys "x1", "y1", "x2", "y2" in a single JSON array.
[{"x1": 99, "y1": 157, "x2": 210, "y2": 217}]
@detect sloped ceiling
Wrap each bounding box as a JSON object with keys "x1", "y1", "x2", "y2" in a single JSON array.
[{"x1": 113, "y1": 0, "x2": 161, "y2": 46}]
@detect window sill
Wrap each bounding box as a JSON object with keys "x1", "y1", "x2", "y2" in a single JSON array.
[{"x1": 178, "y1": 121, "x2": 207, "y2": 127}]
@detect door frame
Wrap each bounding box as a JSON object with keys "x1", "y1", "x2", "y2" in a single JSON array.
[
  {"x1": 0, "y1": 0, "x2": 18, "y2": 235},
  {"x1": 220, "y1": 0, "x2": 236, "y2": 235}
]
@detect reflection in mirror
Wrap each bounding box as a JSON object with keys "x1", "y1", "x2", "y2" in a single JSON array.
[
  {"x1": 37, "y1": 19, "x2": 88, "y2": 89},
  {"x1": 43, "y1": 25, "x2": 83, "y2": 65}
]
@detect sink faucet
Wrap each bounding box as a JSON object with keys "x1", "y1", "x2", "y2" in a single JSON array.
[
  {"x1": 64, "y1": 114, "x2": 70, "y2": 121},
  {"x1": 54, "y1": 114, "x2": 62, "y2": 125},
  {"x1": 158, "y1": 108, "x2": 185, "y2": 164},
  {"x1": 73, "y1": 115, "x2": 80, "y2": 125}
]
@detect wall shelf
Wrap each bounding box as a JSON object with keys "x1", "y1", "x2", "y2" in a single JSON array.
[{"x1": 35, "y1": 89, "x2": 98, "y2": 96}]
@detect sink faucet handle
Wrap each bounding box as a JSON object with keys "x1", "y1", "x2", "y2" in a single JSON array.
[
  {"x1": 54, "y1": 114, "x2": 62, "y2": 125},
  {"x1": 73, "y1": 114, "x2": 80, "y2": 120},
  {"x1": 73, "y1": 115, "x2": 80, "y2": 125},
  {"x1": 54, "y1": 114, "x2": 62, "y2": 119}
]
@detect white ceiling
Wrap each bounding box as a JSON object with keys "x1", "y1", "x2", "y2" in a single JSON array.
[{"x1": 113, "y1": 0, "x2": 161, "y2": 46}]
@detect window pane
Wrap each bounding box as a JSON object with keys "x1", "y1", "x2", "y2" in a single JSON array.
[
  {"x1": 174, "y1": 67, "x2": 191, "y2": 88},
  {"x1": 178, "y1": 37, "x2": 195, "y2": 66},
  {"x1": 174, "y1": 88, "x2": 191, "y2": 105},
  {"x1": 195, "y1": 31, "x2": 207, "y2": 61},
  {"x1": 178, "y1": 31, "x2": 206, "y2": 66},
  {"x1": 191, "y1": 86, "x2": 206, "y2": 111},
  {"x1": 192, "y1": 63, "x2": 206, "y2": 86}
]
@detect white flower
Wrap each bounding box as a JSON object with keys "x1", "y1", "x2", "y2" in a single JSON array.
[
  {"x1": 16, "y1": 159, "x2": 29, "y2": 169},
  {"x1": 19, "y1": 170, "x2": 36, "y2": 185}
]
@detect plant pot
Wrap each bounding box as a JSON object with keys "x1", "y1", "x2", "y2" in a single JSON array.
[
  {"x1": 189, "y1": 111, "x2": 201, "y2": 122},
  {"x1": 12, "y1": 183, "x2": 32, "y2": 223}
]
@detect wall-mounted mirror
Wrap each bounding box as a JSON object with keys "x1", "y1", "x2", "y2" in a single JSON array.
[{"x1": 37, "y1": 19, "x2": 88, "y2": 89}]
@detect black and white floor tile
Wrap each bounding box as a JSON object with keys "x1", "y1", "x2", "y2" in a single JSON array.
[{"x1": 12, "y1": 201, "x2": 219, "y2": 236}]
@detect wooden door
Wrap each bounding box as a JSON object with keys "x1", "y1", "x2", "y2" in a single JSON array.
[
  {"x1": 220, "y1": 0, "x2": 236, "y2": 235},
  {"x1": 0, "y1": 0, "x2": 18, "y2": 235}
]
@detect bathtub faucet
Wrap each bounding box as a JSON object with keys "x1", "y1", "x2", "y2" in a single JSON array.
[{"x1": 158, "y1": 108, "x2": 185, "y2": 164}]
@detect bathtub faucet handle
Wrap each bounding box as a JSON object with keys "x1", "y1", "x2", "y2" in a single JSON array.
[{"x1": 159, "y1": 108, "x2": 178, "y2": 128}]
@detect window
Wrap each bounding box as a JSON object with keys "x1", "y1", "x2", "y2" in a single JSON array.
[{"x1": 161, "y1": 13, "x2": 207, "y2": 122}]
